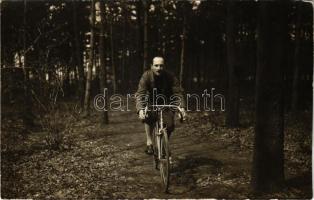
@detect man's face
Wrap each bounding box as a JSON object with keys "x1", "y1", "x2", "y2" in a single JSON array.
[{"x1": 151, "y1": 57, "x2": 164, "y2": 76}]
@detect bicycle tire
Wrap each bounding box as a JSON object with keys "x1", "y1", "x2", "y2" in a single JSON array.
[
  {"x1": 152, "y1": 124, "x2": 159, "y2": 170},
  {"x1": 159, "y1": 129, "x2": 170, "y2": 192}
]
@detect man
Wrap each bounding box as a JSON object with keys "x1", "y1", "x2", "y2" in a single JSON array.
[{"x1": 135, "y1": 56, "x2": 186, "y2": 155}]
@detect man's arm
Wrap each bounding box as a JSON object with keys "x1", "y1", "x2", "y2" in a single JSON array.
[{"x1": 135, "y1": 71, "x2": 149, "y2": 113}]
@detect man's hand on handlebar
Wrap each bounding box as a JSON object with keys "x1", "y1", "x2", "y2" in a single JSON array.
[
  {"x1": 139, "y1": 109, "x2": 146, "y2": 120},
  {"x1": 139, "y1": 105, "x2": 187, "y2": 121},
  {"x1": 178, "y1": 107, "x2": 187, "y2": 122}
]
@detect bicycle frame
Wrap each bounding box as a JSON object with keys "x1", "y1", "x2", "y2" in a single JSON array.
[
  {"x1": 145, "y1": 104, "x2": 184, "y2": 192},
  {"x1": 155, "y1": 108, "x2": 165, "y2": 161}
]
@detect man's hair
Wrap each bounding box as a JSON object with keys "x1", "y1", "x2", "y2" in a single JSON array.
[{"x1": 152, "y1": 56, "x2": 164, "y2": 63}]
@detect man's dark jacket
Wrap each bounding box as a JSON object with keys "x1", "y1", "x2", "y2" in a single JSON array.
[{"x1": 135, "y1": 69, "x2": 186, "y2": 112}]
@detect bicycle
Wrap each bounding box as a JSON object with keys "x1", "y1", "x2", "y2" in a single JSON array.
[{"x1": 144, "y1": 104, "x2": 185, "y2": 192}]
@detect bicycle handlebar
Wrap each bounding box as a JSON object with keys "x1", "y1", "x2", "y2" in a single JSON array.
[{"x1": 144, "y1": 105, "x2": 186, "y2": 122}]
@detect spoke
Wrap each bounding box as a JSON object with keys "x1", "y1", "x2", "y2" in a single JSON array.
[{"x1": 159, "y1": 134, "x2": 169, "y2": 192}]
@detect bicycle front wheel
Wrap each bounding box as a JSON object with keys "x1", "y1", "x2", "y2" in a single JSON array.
[
  {"x1": 159, "y1": 130, "x2": 170, "y2": 192},
  {"x1": 152, "y1": 125, "x2": 159, "y2": 170}
]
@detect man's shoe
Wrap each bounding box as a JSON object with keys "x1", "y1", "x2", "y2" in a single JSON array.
[
  {"x1": 145, "y1": 145, "x2": 154, "y2": 155},
  {"x1": 169, "y1": 156, "x2": 173, "y2": 165}
]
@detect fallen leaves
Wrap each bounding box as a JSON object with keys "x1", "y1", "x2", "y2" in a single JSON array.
[{"x1": 1, "y1": 103, "x2": 311, "y2": 199}]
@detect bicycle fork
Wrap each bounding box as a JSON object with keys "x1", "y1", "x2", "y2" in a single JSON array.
[
  {"x1": 157, "y1": 110, "x2": 164, "y2": 160},
  {"x1": 157, "y1": 129, "x2": 166, "y2": 160}
]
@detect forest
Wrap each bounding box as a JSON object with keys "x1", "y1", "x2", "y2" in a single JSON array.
[{"x1": 1, "y1": 0, "x2": 313, "y2": 198}]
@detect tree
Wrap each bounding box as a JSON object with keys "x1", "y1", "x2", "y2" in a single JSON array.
[
  {"x1": 83, "y1": 0, "x2": 96, "y2": 116},
  {"x1": 22, "y1": 0, "x2": 35, "y2": 127},
  {"x1": 179, "y1": 3, "x2": 187, "y2": 88},
  {"x1": 160, "y1": 0, "x2": 166, "y2": 56},
  {"x1": 291, "y1": 2, "x2": 302, "y2": 112},
  {"x1": 109, "y1": 14, "x2": 117, "y2": 93},
  {"x1": 121, "y1": 2, "x2": 128, "y2": 92},
  {"x1": 252, "y1": 1, "x2": 287, "y2": 192},
  {"x1": 142, "y1": 0, "x2": 148, "y2": 72},
  {"x1": 225, "y1": 1, "x2": 239, "y2": 128},
  {"x1": 72, "y1": 0, "x2": 86, "y2": 108},
  {"x1": 98, "y1": 0, "x2": 109, "y2": 124}
]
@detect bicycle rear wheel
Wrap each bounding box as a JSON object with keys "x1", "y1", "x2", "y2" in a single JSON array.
[{"x1": 159, "y1": 130, "x2": 170, "y2": 192}]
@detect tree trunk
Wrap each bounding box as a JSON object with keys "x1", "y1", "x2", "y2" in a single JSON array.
[
  {"x1": 110, "y1": 21, "x2": 117, "y2": 93},
  {"x1": 83, "y1": 0, "x2": 95, "y2": 116},
  {"x1": 120, "y1": 2, "x2": 128, "y2": 93},
  {"x1": 99, "y1": 0, "x2": 109, "y2": 124},
  {"x1": 22, "y1": 0, "x2": 34, "y2": 128},
  {"x1": 72, "y1": 0, "x2": 85, "y2": 108},
  {"x1": 121, "y1": 5, "x2": 127, "y2": 93},
  {"x1": 143, "y1": 0, "x2": 148, "y2": 72},
  {"x1": 179, "y1": 12, "x2": 186, "y2": 88},
  {"x1": 252, "y1": 1, "x2": 287, "y2": 192},
  {"x1": 63, "y1": 67, "x2": 70, "y2": 98},
  {"x1": 291, "y1": 2, "x2": 302, "y2": 112},
  {"x1": 136, "y1": 1, "x2": 144, "y2": 74},
  {"x1": 225, "y1": 1, "x2": 239, "y2": 128},
  {"x1": 161, "y1": 0, "x2": 166, "y2": 56}
]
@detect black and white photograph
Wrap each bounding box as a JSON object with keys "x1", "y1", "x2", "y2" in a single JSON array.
[{"x1": 1, "y1": 0, "x2": 313, "y2": 199}]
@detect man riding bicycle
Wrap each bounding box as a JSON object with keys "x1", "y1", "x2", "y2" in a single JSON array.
[{"x1": 135, "y1": 56, "x2": 187, "y2": 155}]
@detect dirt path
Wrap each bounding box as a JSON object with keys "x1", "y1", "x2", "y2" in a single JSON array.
[
  {"x1": 2, "y1": 104, "x2": 311, "y2": 199},
  {"x1": 73, "y1": 108, "x2": 252, "y2": 198}
]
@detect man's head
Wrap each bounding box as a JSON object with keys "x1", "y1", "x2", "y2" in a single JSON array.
[{"x1": 151, "y1": 57, "x2": 164, "y2": 76}]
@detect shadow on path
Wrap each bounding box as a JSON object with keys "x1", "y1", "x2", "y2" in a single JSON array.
[{"x1": 168, "y1": 156, "x2": 223, "y2": 195}]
